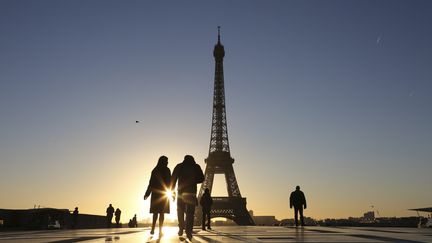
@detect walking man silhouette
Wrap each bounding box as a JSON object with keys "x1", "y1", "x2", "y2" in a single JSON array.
[
  {"x1": 290, "y1": 185, "x2": 307, "y2": 226},
  {"x1": 106, "y1": 204, "x2": 115, "y2": 228},
  {"x1": 72, "y1": 207, "x2": 79, "y2": 229},
  {"x1": 132, "y1": 214, "x2": 138, "y2": 227},
  {"x1": 200, "y1": 188, "x2": 213, "y2": 230},
  {"x1": 171, "y1": 155, "x2": 204, "y2": 241}
]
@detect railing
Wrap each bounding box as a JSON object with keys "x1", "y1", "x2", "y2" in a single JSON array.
[{"x1": 212, "y1": 197, "x2": 246, "y2": 202}]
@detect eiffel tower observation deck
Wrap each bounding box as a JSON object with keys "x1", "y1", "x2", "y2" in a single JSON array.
[{"x1": 197, "y1": 27, "x2": 255, "y2": 225}]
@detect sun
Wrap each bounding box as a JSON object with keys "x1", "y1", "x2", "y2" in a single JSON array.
[
  {"x1": 165, "y1": 189, "x2": 174, "y2": 199},
  {"x1": 164, "y1": 189, "x2": 177, "y2": 220}
]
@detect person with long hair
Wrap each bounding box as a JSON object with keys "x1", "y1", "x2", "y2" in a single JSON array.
[{"x1": 144, "y1": 156, "x2": 171, "y2": 236}]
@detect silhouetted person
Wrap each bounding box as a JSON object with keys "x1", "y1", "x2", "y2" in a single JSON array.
[
  {"x1": 72, "y1": 207, "x2": 79, "y2": 229},
  {"x1": 171, "y1": 155, "x2": 204, "y2": 240},
  {"x1": 200, "y1": 188, "x2": 213, "y2": 230},
  {"x1": 132, "y1": 214, "x2": 138, "y2": 227},
  {"x1": 115, "y1": 208, "x2": 121, "y2": 227},
  {"x1": 128, "y1": 219, "x2": 133, "y2": 228},
  {"x1": 106, "y1": 204, "x2": 115, "y2": 227},
  {"x1": 290, "y1": 186, "x2": 307, "y2": 226},
  {"x1": 144, "y1": 155, "x2": 171, "y2": 236}
]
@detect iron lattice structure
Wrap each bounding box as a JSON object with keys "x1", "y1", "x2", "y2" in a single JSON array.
[
  {"x1": 209, "y1": 27, "x2": 230, "y2": 154},
  {"x1": 197, "y1": 27, "x2": 254, "y2": 226}
]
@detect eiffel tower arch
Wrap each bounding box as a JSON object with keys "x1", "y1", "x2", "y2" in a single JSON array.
[{"x1": 196, "y1": 27, "x2": 254, "y2": 226}]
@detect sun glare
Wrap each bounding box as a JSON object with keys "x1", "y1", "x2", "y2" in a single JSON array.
[
  {"x1": 165, "y1": 190, "x2": 173, "y2": 198},
  {"x1": 165, "y1": 189, "x2": 178, "y2": 220}
]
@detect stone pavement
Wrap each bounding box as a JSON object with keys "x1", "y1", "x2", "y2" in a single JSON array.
[{"x1": 0, "y1": 226, "x2": 431, "y2": 242}]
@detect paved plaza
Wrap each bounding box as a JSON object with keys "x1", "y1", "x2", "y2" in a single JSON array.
[{"x1": 1, "y1": 226, "x2": 432, "y2": 242}]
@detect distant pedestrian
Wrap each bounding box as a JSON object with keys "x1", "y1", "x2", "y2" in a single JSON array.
[
  {"x1": 115, "y1": 208, "x2": 121, "y2": 227},
  {"x1": 171, "y1": 155, "x2": 204, "y2": 240},
  {"x1": 106, "y1": 204, "x2": 115, "y2": 227},
  {"x1": 144, "y1": 155, "x2": 171, "y2": 236},
  {"x1": 72, "y1": 207, "x2": 79, "y2": 229},
  {"x1": 132, "y1": 214, "x2": 138, "y2": 227},
  {"x1": 290, "y1": 186, "x2": 307, "y2": 226},
  {"x1": 200, "y1": 188, "x2": 213, "y2": 230}
]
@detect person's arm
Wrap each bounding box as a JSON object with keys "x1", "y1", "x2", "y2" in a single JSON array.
[
  {"x1": 166, "y1": 169, "x2": 175, "y2": 200},
  {"x1": 303, "y1": 192, "x2": 307, "y2": 209},
  {"x1": 195, "y1": 164, "x2": 205, "y2": 183},
  {"x1": 144, "y1": 184, "x2": 151, "y2": 200},
  {"x1": 166, "y1": 169, "x2": 171, "y2": 190},
  {"x1": 171, "y1": 165, "x2": 180, "y2": 197},
  {"x1": 289, "y1": 193, "x2": 293, "y2": 208},
  {"x1": 144, "y1": 172, "x2": 154, "y2": 200}
]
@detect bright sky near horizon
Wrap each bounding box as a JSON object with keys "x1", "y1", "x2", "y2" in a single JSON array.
[{"x1": 1, "y1": 1, "x2": 431, "y2": 222}]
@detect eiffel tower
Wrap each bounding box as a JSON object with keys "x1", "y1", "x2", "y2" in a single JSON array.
[{"x1": 197, "y1": 27, "x2": 255, "y2": 225}]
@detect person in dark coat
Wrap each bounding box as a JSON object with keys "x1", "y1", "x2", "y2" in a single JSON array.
[
  {"x1": 200, "y1": 188, "x2": 213, "y2": 230},
  {"x1": 144, "y1": 155, "x2": 171, "y2": 236},
  {"x1": 132, "y1": 214, "x2": 138, "y2": 227},
  {"x1": 289, "y1": 185, "x2": 307, "y2": 226},
  {"x1": 114, "y1": 208, "x2": 121, "y2": 227},
  {"x1": 106, "y1": 204, "x2": 115, "y2": 228},
  {"x1": 171, "y1": 155, "x2": 204, "y2": 240},
  {"x1": 72, "y1": 207, "x2": 79, "y2": 229}
]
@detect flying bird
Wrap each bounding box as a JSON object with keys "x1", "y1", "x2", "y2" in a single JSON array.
[
  {"x1": 376, "y1": 35, "x2": 382, "y2": 45},
  {"x1": 135, "y1": 120, "x2": 140, "y2": 123},
  {"x1": 409, "y1": 91, "x2": 415, "y2": 97}
]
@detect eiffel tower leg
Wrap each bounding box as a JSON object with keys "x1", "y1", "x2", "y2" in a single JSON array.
[
  {"x1": 232, "y1": 201, "x2": 255, "y2": 225},
  {"x1": 199, "y1": 166, "x2": 215, "y2": 198},
  {"x1": 224, "y1": 165, "x2": 241, "y2": 197}
]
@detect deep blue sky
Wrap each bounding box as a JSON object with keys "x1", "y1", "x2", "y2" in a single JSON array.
[{"x1": 1, "y1": 1, "x2": 431, "y2": 220}]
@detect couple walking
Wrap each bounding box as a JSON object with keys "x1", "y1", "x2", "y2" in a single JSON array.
[{"x1": 144, "y1": 155, "x2": 204, "y2": 240}]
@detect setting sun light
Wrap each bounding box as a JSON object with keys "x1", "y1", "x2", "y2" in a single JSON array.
[{"x1": 165, "y1": 189, "x2": 174, "y2": 199}]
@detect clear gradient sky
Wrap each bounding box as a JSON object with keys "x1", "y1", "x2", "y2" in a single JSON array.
[{"x1": 1, "y1": 1, "x2": 431, "y2": 221}]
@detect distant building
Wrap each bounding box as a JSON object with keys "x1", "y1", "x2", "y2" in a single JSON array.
[
  {"x1": 279, "y1": 217, "x2": 317, "y2": 226},
  {"x1": 318, "y1": 217, "x2": 419, "y2": 227},
  {"x1": 363, "y1": 211, "x2": 375, "y2": 221}
]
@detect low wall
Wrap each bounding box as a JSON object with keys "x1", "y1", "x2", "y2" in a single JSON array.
[{"x1": 0, "y1": 208, "x2": 113, "y2": 230}]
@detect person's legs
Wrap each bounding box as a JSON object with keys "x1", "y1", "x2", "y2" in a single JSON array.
[
  {"x1": 107, "y1": 216, "x2": 113, "y2": 227},
  {"x1": 299, "y1": 207, "x2": 304, "y2": 226},
  {"x1": 201, "y1": 210, "x2": 206, "y2": 230},
  {"x1": 185, "y1": 203, "x2": 196, "y2": 239},
  {"x1": 151, "y1": 213, "x2": 158, "y2": 234},
  {"x1": 177, "y1": 197, "x2": 185, "y2": 236},
  {"x1": 206, "y1": 211, "x2": 211, "y2": 229},
  {"x1": 159, "y1": 213, "x2": 165, "y2": 235},
  {"x1": 294, "y1": 208, "x2": 299, "y2": 226}
]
